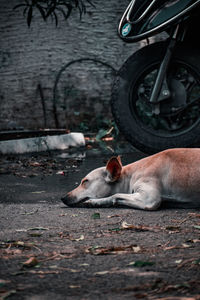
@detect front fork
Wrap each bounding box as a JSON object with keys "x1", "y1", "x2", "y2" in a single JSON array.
[{"x1": 149, "y1": 25, "x2": 181, "y2": 115}]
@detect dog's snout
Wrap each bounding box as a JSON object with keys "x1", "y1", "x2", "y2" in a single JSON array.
[
  {"x1": 61, "y1": 193, "x2": 71, "y2": 205},
  {"x1": 61, "y1": 192, "x2": 77, "y2": 207}
]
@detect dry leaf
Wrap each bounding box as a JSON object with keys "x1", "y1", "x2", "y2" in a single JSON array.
[
  {"x1": 121, "y1": 221, "x2": 159, "y2": 232},
  {"x1": 107, "y1": 214, "x2": 121, "y2": 218},
  {"x1": 23, "y1": 257, "x2": 38, "y2": 268},
  {"x1": 132, "y1": 245, "x2": 141, "y2": 253},
  {"x1": 27, "y1": 227, "x2": 49, "y2": 231},
  {"x1": 0, "y1": 290, "x2": 16, "y2": 299},
  {"x1": 73, "y1": 235, "x2": 84, "y2": 242},
  {"x1": 175, "y1": 259, "x2": 183, "y2": 264},
  {"x1": 182, "y1": 243, "x2": 192, "y2": 248},
  {"x1": 188, "y1": 213, "x2": 200, "y2": 218},
  {"x1": 87, "y1": 244, "x2": 141, "y2": 255},
  {"x1": 5, "y1": 248, "x2": 22, "y2": 255},
  {"x1": 157, "y1": 297, "x2": 198, "y2": 300},
  {"x1": 56, "y1": 171, "x2": 65, "y2": 175},
  {"x1": 29, "y1": 162, "x2": 41, "y2": 167},
  {"x1": 94, "y1": 270, "x2": 110, "y2": 275},
  {"x1": 0, "y1": 279, "x2": 11, "y2": 286}
]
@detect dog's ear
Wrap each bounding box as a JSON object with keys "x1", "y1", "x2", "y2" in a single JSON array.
[{"x1": 105, "y1": 156, "x2": 122, "y2": 182}]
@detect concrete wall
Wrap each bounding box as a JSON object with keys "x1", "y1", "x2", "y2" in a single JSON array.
[{"x1": 0, "y1": 0, "x2": 145, "y2": 131}]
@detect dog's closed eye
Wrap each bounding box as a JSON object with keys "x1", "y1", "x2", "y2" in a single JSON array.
[{"x1": 81, "y1": 179, "x2": 89, "y2": 187}]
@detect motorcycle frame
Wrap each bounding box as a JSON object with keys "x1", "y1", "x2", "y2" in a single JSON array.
[
  {"x1": 118, "y1": 0, "x2": 200, "y2": 42},
  {"x1": 149, "y1": 25, "x2": 180, "y2": 114},
  {"x1": 118, "y1": 0, "x2": 200, "y2": 115}
]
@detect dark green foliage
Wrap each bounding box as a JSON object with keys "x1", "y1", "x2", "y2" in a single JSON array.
[{"x1": 13, "y1": 0, "x2": 95, "y2": 27}]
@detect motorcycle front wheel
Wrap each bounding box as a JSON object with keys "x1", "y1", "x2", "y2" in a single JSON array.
[{"x1": 111, "y1": 41, "x2": 200, "y2": 154}]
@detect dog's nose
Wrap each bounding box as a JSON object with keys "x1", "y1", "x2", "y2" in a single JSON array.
[
  {"x1": 61, "y1": 193, "x2": 77, "y2": 207},
  {"x1": 61, "y1": 194, "x2": 69, "y2": 205}
]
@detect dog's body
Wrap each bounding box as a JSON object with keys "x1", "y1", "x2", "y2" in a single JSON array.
[{"x1": 62, "y1": 148, "x2": 200, "y2": 210}]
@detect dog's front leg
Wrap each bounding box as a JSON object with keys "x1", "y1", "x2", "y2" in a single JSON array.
[
  {"x1": 83, "y1": 194, "x2": 151, "y2": 209},
  {"x1": 115, "y1": 193, "x2": 161, "y2": 210},
  {"x1": 112, "y1": 180, "x2": 162, "y2": 210},
  {"x1": 84, "y1": 183, "x2": 161, "y2": 210},
  {"x1": 83, "y1": 196, "x2": 117, "y2": 208}
]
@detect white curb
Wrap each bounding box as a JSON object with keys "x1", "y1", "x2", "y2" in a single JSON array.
[{"x1": 0, "y1": 133, "x2": 85, "y2": 154}]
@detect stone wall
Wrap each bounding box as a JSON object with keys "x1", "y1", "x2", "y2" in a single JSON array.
[{"x1": 0, "y1": 0, "x2": 146, "y2": 131}]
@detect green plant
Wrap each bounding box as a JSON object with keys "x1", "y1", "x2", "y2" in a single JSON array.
[{"x1": 13, "y1": 0, "x2": 95, "y2": 27}]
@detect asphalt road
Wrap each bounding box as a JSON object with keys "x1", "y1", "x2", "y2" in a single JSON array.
[{"x1": 0, "y1": 141, "x2": 200, "y2": 300}]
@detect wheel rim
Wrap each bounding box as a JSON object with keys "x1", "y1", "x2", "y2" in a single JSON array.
[{"x1": 129, "y1": 60, "x2": 200, "y2": 138}]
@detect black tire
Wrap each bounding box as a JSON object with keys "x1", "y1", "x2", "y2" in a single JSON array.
[{"x1": 111, "y1": 41, "x2": 200, "y2": 154}]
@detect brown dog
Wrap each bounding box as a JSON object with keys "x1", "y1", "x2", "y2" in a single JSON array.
[{"x1": 62, "y1": 148, "x2": 200, "y2": 210}]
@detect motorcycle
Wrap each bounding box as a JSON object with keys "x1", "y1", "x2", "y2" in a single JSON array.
[{"x1": 111, "y1": 0, "x2": 200, "y2": 153}]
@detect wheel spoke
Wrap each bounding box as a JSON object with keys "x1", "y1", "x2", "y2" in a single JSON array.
[{"x1": 132, "y1": 62, "x2": 200, "y2": 137}]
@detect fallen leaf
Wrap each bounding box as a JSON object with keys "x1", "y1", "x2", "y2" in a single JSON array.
[
  {"x1": 189, "y1": 213, "x2": 200, "y2": 218},
  {"x1": 29, "y1": 270, "x2": 60, "y2": 275},
  {"x1": 194, "y1": 225, "x2": 200, "y2": 230},
  {"x1": 121, "y1": 221, "x2": 132, "y2": 229},
  {"x1": 29, "y1": 162, "x2": 41, "y2": 167},
  {"x1": 85, "y1": 245, "x2": 100, "y2": 253},
  {"x1": 121, "y1": 221, "x2": 159, "y2": 232},
  {"x1": 27, "y1": 227, "x2": 49, "y2": 231},
  {"x1": 4, "y1": 248, "x2": 22, "y2": 255},
  {"x1": 109, "y1": 227, "x2": 121, "y2": 232},
  {"x1": 12, "y1": 241, "x2": 34, "y2": 249},
  {"x1": 165, "y1": 226, "x2": 181, "y2": 231},
  {"x1": 28, "y1": 232, "x2": 43, "y2": 237},
  {"x1": 10, "y1": 271, "x2": 27, "y2": 276},
  {"x1": 69, "y1": 285, "x2": 81, "y2": 289},
  {"x1": 79, "y1": 263, "x2": 89, "y2": 267},
  {"x1": 107, "y1": 214, "x2": 121, "y2": 218},
  {"x1": 132, "y1": 245, "x2": 141, "y2": 253},
  {"x1": 182, "y1": 243, "x2": 192, "y2": 248},
  {"x1": 15, "y1": 241, "x2": 26, "y2": 247},
  {"x1": 156, "y1": 296, "x2": 196, "y2": 300},
  {"x1": 21, "y1": 209, "x2": 38, "y2": 215},
  {"x1": 56, "y1": 171, "x2": 65, "y2": 175},
  {"x1": 87, "y1": 244, "x2": 142, "y2": 255},
  {"x1": 177, "y1": 258, "x2": 199, "y2": 269},
  {"x1": 192, "y1": 259, "x2": 200, "y2": 265},
  {"x1": 187, "y1": 239, "x2": 200, "y2": 243},
  {"x1": 96, "y1": 128, "x2": 113, "y2": 141},
  {"x1": 14, "y1": 283, "x2": 35, "y2": 291},
  {"x1": 49, "y1": 265, "x2": 58, "y2": 269},
  {"x1": 175, "y1": 259, "x2": 183, "y2": 264},
  {"x1": 163, "y1": 243, "x2": 193, "y2": 251},
  {"x1": 0, "y1": 279, "x2": 11, "y2": 288},
  {"x1": 128, "y1": 261, "x2": 155, "y2": 267},
  {"x1": 94, "y1": 270, "x2": 110, "y2": 275},
  {"x1": 66, "y1": 269, "x2": 80, "y2": 273},
  {"x1": 0, "y1": 290, "x2": 16, "y2": 300},
  {"x1": 91, "y1": 213, "x2": 100, "y2": 219},
  {"x1": 72, "y1": 235, "x2": 84, "y2": 242},
  {"x1": 23, "y1": 257, "x2": 39, "y2": 268}
]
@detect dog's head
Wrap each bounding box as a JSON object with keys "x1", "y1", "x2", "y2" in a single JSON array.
[{"x1": 61, "y1": 156, "x2": 122, "y2": 207}]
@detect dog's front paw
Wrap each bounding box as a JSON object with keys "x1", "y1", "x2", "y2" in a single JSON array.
[
  {"x1": 83, "y1": 199, "x2": 103, "y2": 207},
  {"x1": 82, "y1": 199, "x2": 94, "y2": 207}
]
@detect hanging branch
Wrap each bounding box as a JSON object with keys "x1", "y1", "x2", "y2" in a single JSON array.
[{"x1": 13, "y1": 0, "x2": 95, "y2": 27}]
